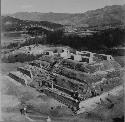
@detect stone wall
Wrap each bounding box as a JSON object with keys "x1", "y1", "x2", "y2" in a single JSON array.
[
  {"x1": 43, "y1": 88, "x2": 79, "y2": 109},
  {"x1": 54, "y1": 74, "x2": 92, "y2": 100},
  {"x1": 93, "y1": 77, "x2": 122, "y2": 95},
  {"x1": 8, "y1": 72, "x2": 26, "y2": 85},
  {"x1": 17, "y1": 67, "x2": 31, "y2": 78}
]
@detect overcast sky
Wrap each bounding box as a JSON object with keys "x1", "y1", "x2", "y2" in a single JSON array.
[{"x1": 1, "y1": 0, "x2": 125, "y2": 14}]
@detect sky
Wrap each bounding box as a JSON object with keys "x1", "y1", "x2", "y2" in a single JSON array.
[{"x1": 1, "y1": 0, "x2": 125, "y2": 14}]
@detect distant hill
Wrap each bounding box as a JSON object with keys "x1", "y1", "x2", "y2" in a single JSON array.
[
  {"x1": 9, "y1": 5, "x2": 125, "y2": 27},
  {"x1": 1, "y1": 16, "x2": 63, "y2": 32}
]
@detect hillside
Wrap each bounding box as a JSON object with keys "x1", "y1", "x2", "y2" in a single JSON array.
[
  {"x1": 9, "y1": 5, "x2": 125, "y2": 27},
  {"x1": 1, "y1": 16, "x2": 63, "y2": 32}
]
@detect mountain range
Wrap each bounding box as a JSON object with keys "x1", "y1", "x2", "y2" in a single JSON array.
[{"x1": 8, "y1": 5, "x2": 125, "y2": 27}]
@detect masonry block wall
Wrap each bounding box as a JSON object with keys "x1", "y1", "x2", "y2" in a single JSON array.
[
  {"x1": 8, "y1": 72, "x2": 26, "y2": 85},
  {"x1": 17, "y1": 67, "x2": 31, "y2": 78}
]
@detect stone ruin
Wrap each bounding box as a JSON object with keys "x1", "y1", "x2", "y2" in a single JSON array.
[{"x1": 8, "y1": 50, "x2": 124, "y2": 113}]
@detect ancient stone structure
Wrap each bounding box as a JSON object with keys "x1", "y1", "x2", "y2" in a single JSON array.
[{"x1": 8, "y1": 50, "x2": 124, "y2": 113}]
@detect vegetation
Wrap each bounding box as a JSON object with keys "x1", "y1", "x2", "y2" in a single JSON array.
[
  {"x1": 1, "y1": 53, "x2": 43, "y2": 63},
  {"x1": 14, "y1": 28, "x2": 125, "y2": 49},
  {"x1": 3, "y1": 27, "x2": 125, "y2": 56},
  {"x1": 46, "y1": 28, "x2": 125, "y2": 56},
  {"x1": 2, "y1": 26, "x2": 125, "y2": 64},
  {"x1": 5, "y1": 42, "x2": 19, "y2": 49},
  {"x1": 25, "y1": 27, "x2": 125, "y2": 53},
  {"x1": 2, "y1": 16, "x2": 63, "y2": 32},
  {"x1": 57, "y1": 28, "x2": 124, "y2": 48}
]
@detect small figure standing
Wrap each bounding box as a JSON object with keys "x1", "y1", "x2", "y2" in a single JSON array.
[
  {"x1": 20, "y1": 108, "x2": 24, "y2": 115},
  {"x1": 20, "y1": 105, "x2": 27, "y2": 115},
  {"x1": 23, "y1": 106, "x2": 27, "y2": 115}
]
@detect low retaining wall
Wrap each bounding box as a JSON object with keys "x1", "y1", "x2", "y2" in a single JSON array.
[
  {"x1": 55, "y1": 74, "x2": 92, "y2": 99},
  {"x1": 93, "y1": 77, "x2": 122, "y2": 95},
  {"x1": 39, "y1": 55, "x2": 61, "y2": 64},
  {"x1": 55, "y1": 67, "x2": 103, "y2": 84},
  {"x1": 43, "y1": 88, "x2": 79, "y2": 110},
  {"x1": 60, "y1": 59, "x2": 122, "y2": 73},
  {"x1": 30, "y1": 60, "x2": 50, "y2": 68},
  {"x1": 8, "y1": 72, "x2": 26, "y2": 85},
  {"x1": 17, "y1": 67, "x2": 31, "y2": 78}
]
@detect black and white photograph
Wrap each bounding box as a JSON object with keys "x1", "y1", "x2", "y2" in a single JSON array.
[{"x1": 1, "y1": 0, "x2": 125, "y2": 122}]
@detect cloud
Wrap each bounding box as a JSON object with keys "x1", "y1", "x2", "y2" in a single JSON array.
[{"x1": 21, "y1": 5, "x2": 33, "y2": 9}]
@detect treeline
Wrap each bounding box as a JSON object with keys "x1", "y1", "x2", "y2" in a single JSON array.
[
  {"x1": 5, "y1": 42, "x2": 19, "y2": 49},
  {"x1": 27, "y1": 27, "x2": 49, "y2": 36},
  {"x1": 46, "y1": 28, "x2": 125, "y2": 49},
  {"x1": 4, "y1": 28, "x2": 125, "y2": 55},
  {"x1": 46, "y1": 28, "x2": 125, "y2": 55}
]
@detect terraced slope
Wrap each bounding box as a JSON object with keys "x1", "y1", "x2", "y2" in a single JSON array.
[{"x1": 8, "y1": 55, "x2": 124, "y2": 113}]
